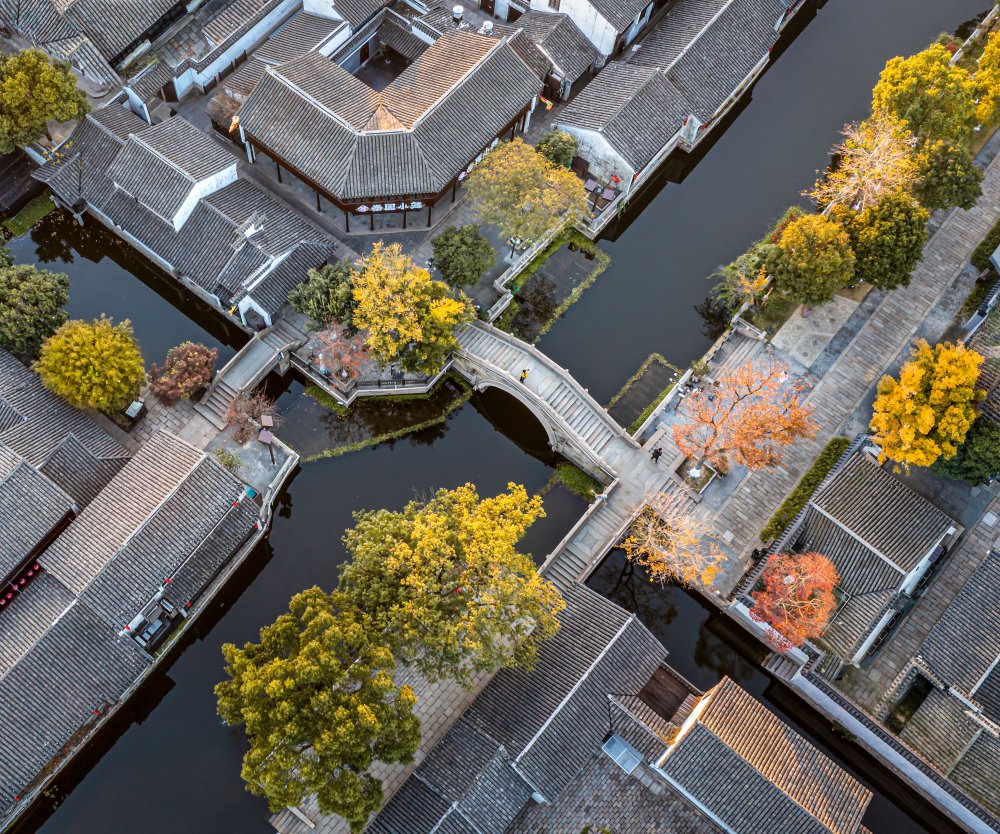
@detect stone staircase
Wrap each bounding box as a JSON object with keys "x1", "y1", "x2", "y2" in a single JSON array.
[
  {"x1": 457, "y1": 322, "x2": 637, "y2": 475},
  {"x1": 710, "y1": 329, "x2": 762, "y2": 375},
  {"x1": 195, "y1": 320, "x2": 305, "y2": 429},
  {"x1": 763, "y1": 651, "x2": 802, "y2": 682}
]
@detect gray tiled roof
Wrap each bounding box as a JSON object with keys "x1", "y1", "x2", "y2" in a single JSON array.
[
  {"x1": 61, "y1": 0, "x2": 178, "y2": 58},
  {"x1": 0, "y1": 597, "x2": 150, "y2": 819},
  {"x1": 107, "y1": 117, "x2": 235, "y2": 222},
  {"x1": 792, "y1": 508, "x2": 902, "y2": 661},
  {"x1": 515, "y1": 11, "x2": 596, "y2": 82},
  {"x1": 463, "y1": 585, "x2": 665, "y2": 799},
  {"x1": 0, "y1": 415, "x2": 261, "y2": 826},
  {"x1": 628, "y1": 0, "x2": 729, "y2": 67},
  {"x1": 370, "y1": 585, "x2": 666, "y2": 832},
  {"x1": 0, "y1": 571, "x2": 75, "y2": 677},
  {"x1": 899, "y1": 687, "x2": 980, "y2": 772},
  {"x1": 0, "y1": 351, "x2": 129, "y2": 508},
  {"x1": 89, "y1": 101, "x2": 149, "y2": 139},
  {"x1": 239, "y1": 31, "x2": 541, "y2": 202},
  {"x1": 41, "y1": 431, "x2": 205, "y2": 596},
  {"x1": 564, "y1": 0, "x2": 784, "y2": 168},
  {"x1": 125, "y1": 61, "x2": 174, "y2": 102},
  {"x1": 586, "y1": 0, "x2": 648, "y2": 35},
  {"x1": 372, "y1": 719, "x2": 531, "y2": 834},
  {"x1": 559, "y1": 62, "x2": 691, "y2": 170},
  {"x1": 39, "y1": 434, "x2": 128, "y2": 508},
  {"x1": 255, "y1": 12, "x2": 344, "y2": 64},
  {"x1": 0, "y1": 0, "x2": 177, "y2": 61},
  {"x1": 47, "y1": 34, "x2": 120, "y2": 87},
  {"x1": 78, "y1": 454, "x2": 250, "y2": 630},
  {"x1": 975, "y1": 663, "x2": 1000, "y2": 725},
  {"x1": 950, "y1": 730, "x2": 1000, "y2": 816},
  {"x1": 661, "y1": 678, "x2": 872, "y2": 834},
  {"x1": 244, "y1": 241, "x2": 337, "y2": 315},
  {"x1": 813, "y1": 454, "x2": 956, "y2": 573},
  {"x1": 509, "y1": 753, "x2": 724, "y2": 834},
  {"x1": 136, "y1": 115, "x2": 237, "y2": 180},
  {"x1": 330, "y1": 0, "x2": 392, "y2": 30},
  {"x1": 967, "y1": 312, "x2": 1000, "y2": 423},
  {"x1": 378, "y1": 18, "x2": 430, "y2": 61},
  {"x1": 0, "y1": 447, "x2": 74, "y2": 578},
  {"x1": 0, "y1": 0, "x2": 75, "y2": 44},
  {"x1": 630, "y1": 0, "x2": 784, "y2": 118},
  {"x1": 37, "y1": 115, "x2": 334, "y2": 314},
  {"x1": 918, "y1": 550, "x2": 1000, "y2": 707}
]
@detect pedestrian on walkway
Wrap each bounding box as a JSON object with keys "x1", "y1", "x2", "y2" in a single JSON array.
[
  {"x1": 651, "y1": 447, "x2": 663, "y2": 463},
  {"x1": 519, "y1": 369, "x2": 529, "y2": 384}
]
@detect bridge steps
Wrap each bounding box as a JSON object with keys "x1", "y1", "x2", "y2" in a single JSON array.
[{"x1": 456, "y1": 322, "x2": 639, "y2": 482}]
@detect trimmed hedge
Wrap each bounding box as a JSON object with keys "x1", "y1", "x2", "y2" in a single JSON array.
[
  {"x1": 972, "y1": 217, "x2": 1000, "y2": 272},
  {"x1": 760, "y1": 436, "x2": 851, "y2": 542}
]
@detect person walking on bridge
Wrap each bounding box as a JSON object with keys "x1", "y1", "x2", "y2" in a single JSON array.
[
  {"x1": 519, "y1": 369, "x2": 529, "y2": 384},
  {"x1": 651, "y1": 447, "x2": 663, "y2": 463}
]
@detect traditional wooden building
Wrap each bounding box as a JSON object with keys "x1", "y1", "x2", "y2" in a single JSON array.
[
  {"x1": 237, "y1": 28, "x2": 542, "y2": 229},
  {"x1": 0, "y1": 422, "x2": 264, "y2": 829},
  {"x1": 36, "y1": 110, "x2": 337, "y2": 328},
  {"x1": 557, "y1": 0, "x2": 790, "y2": 182},
  {"x1": 893, "y1": 551, "x2": 1000, "y2": 817},
  {"x1": 784, "y1": 452, "x2": 961, "y2": 667},
  {"x1": 0, "y1": 0, "x2": 184, "y2": 86},
  {"x1": 272, "y1": 584, "x2": 873, "y2": 834}
]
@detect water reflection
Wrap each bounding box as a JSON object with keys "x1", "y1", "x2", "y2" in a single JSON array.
[{"x1": 8, "y1": 210, "x2": 243, "y2": 365}]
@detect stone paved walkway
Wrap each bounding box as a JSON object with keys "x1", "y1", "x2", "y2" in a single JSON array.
[{"x1": 708, "y1": 149, "x2": 1000, "y2": 589}]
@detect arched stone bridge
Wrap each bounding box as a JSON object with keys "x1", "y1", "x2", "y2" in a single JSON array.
[{"x1": 453, "y1": 322, "x2": 642, "y2": 481}]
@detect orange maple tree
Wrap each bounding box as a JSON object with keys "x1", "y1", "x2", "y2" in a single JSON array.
[
  {"x1": 671, "y1": 360, "x2": 817, "y2": 472},
  {"x1": 749, "y1": 552, "x2": 839, "y2": 649}
]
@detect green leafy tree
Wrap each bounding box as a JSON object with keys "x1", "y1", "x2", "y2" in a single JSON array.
[
  {"x1": 352, "y1": 242, "x2": 474, "y2": 375},
  {"x1": 871, "y1": 44, "x2": 978, "y2": 144},
  {"x1": 216, "y1": 588, "x2": 421, "y2": 832},
  {"x1": 339, "y1": 482, "x2": 564, "y2": 686},
  {"x1": 0, "y1": 49, "x2": 89, "y2": 153},
  {"x1": 35, "y1": 316, "x2": 145, "y2": 410},
  {"x1": 932, "y1": 417, "x2": 1000, "y2": 485},
  {"x1": 465, "y1": 138, "x2": 588, "y2": 243},
  {"x1": 769, "y1": 213, "x2": 856, "y2": 306},
  {"x1": 288, "y1": 261, "x2": 356, "y2": 330},
  {"x1": 536, "y1": 128, "x2": 577, "y2": 168},
  {"x1": 835, "y1": 193, "x2": 928, "y2": 290},
  {"x1": 0, "y1": 262, "x2": 69, "y2": 355},
  {"x1": 431, "y1": 225, "x2": 496, "y2": 287},
  {"x1": 913, "y1": 139, "x2": 983, "y2": 211}
]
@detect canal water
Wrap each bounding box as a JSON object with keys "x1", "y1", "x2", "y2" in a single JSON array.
[{"x1": 10, "y1": 1, "x2": 991, "y2": 832}]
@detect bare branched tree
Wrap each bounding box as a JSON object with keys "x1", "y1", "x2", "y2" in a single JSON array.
[
  {"x1": 621, "y1": 492, "x2": 724, "y2": 589},
  {"x1": 808, "y1": 114, "x2": 917, "y2": 212}
]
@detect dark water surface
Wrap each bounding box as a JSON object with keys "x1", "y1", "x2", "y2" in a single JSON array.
[
  {"x1": 7, "y1": 211, "x2": 242, "y2": 367},
  {"x1": 12, "y1": 1, "x2": 991, "y2": 832},
  {"x1": 539, "y1": 0, "x2": 992, "y2": 402}
]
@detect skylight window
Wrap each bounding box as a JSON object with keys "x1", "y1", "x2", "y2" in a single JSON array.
[{"x1": 602, "y1": 733, "x2": 642, "y2": 775}]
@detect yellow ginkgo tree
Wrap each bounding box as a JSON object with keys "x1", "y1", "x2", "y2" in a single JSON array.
[
  {"x1": 351, "y1": 241, "x2": 474, "y2": 375},
  {"x1": 338, "y1": 482, "x2": 564, "y2": 686},
  {"x1": 869, "y1": 339, "x2": 984, "y2": 469}
]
